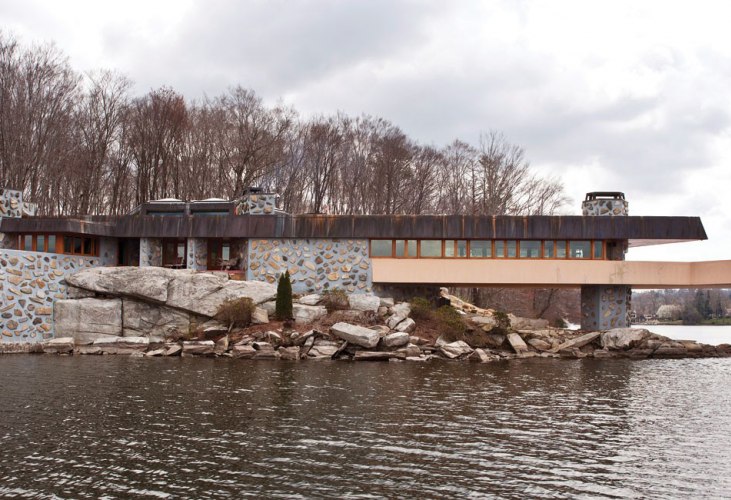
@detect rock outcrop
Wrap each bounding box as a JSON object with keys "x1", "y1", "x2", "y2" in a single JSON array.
[{"x1": 54, "y1": 298, "x2": 122, "y2": 344}]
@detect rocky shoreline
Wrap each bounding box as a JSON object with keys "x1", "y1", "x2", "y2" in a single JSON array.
[{"x1": 0, "y1": 267, "x2": 728, "y2": 361}]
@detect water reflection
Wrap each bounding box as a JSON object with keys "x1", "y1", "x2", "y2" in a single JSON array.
[{"x1": 0, "y1": 357, "x2": 730, "y2": 498}]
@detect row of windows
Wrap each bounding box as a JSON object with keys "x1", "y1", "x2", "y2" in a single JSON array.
[
  {"x1": 18, "y1": 234, "x2": 100, "y2": 257},
  {"x1": 370, "y1": 239, "x2": 605, "y2": 259}
]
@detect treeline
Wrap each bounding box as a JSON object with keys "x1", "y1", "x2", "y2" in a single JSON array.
[
  {"x1": 633, "y1": 289, "x2": 731, "y2": 324},
  {"x1": 0, "y1": 33, "x2": 567, "y2": 217}
]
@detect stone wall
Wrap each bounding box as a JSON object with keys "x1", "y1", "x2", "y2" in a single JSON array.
[
  {"x1": 582, "y1": 198, "x2": 628, "y2": 216},
  {"x1": 236, "y1": 193, "x2": 278, "y2": 215},
  {"x1": 581, "y1": 285, "x2": 631, "y2": 330},
  {"x1": 247, "y1": 238, "x2": 371, "y2": 294},
  {"x1": 0, "y1": 188, "x2": 24, "y2": 218},
  {"x1": 0, "y1": 249, "x2": 102, "y2": 343},
  {"x1": 140, "y1": 238, "x2": 162, "y2": 267}
]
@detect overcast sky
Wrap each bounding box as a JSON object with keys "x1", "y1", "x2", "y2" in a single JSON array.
[{"x1": 2, "y1": 0, "x2": 730, "y2": 262}]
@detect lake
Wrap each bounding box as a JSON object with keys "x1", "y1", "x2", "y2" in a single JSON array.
[
  {"x1": 1, "y1": 355, "x2": 731, "y2": 498},
  {"x1": 634, "y1": 324, "x2": 731, "y2": 346}
]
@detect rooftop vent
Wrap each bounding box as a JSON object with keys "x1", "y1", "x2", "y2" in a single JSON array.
[{"x1": 585, "y1": 192, "x2": 625, "y2": 201}]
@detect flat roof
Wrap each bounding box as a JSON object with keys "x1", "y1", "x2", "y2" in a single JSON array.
[{"x1": 0, "y1": 214, "x2": 707, "y2": 246}]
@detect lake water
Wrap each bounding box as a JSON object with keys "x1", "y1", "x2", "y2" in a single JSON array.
[
  {"x1": 1, "y1": 355, "x2": 731, "y2": 498},
  {"x1": 634, "y1": 324, "x2": 731, "y2": 346}
]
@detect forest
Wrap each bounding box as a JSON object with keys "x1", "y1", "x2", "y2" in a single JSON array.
[{"x1": 0, "y1": 33, "x2": 567, "y2": 218}]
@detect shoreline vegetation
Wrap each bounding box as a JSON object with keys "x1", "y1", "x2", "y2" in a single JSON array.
[{"x1": 1, "y1": 268, "x2": 729, "y2": 362}]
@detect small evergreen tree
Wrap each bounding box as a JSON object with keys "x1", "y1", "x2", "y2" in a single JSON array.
[{"x1": 275, "y1": 271, "x2": 293, "y2": 320}]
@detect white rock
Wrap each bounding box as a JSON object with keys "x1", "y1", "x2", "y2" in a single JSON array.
[
  {"x1": 381, "y1": 331, "x2": 410, "y2": 348},
  {"x1": 507, "y1": 333, "x2": 529, "y2": 354},
  {"x1": 387, "y1": 313, "x2": 408, "y2": 329},
  {"x1": 439, "y1": 341, "x2": 473, "y2": 359},
  {"x1": 122, "y1": 299, "x2": 189, "y2": 341},
  {"x1": 379, "y1": 297, "x2": 395, "y2": 308},
  {"x1": 330, "y1": 322, "x2": 380, "y2": 348},
  {"x1": 251, "y1": 307, "x2": 269, "y2": 325},
  {"x1": 389, "y1": 302, "x2": 411, "y2": 317},
  {"x1": 260, "y1": 301, "x2": 276, "y2": 315},
  {"x1": 601, "y1": 328, "x2": 651, "y2": 350},
  {"x1": 54, "y1": 298, "x2": 122, "y2": 344},
  {"x1": 552, "y1": 331, "x2": 601, "y2": 352},
  {"x1": 182, "y1": 340, "x2": 216, "y2": 355},
  {"x1": 298, "y1": 294, "x2": 322, "y2": 306},
  {"x1": 42, "y1": 337, "x2": 74, "y2": 354},
  {"x1": 348, "y1": 294, "x2": 381, "y2": 312},
  {"x1": 394, "y1": 318, "x2": 416, "y2": 333},
  {"x1": 293, "y1": 304, "x2": 328, "y2": 324}
]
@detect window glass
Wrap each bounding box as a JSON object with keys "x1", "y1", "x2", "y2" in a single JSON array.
[
  {"x1": 177, "y1": 243, "x2": 186, "y2": 259},
  {"x1": 83, "y1": 238, "x2": 93, "y2": 255},
  {"x1": 570, "y1": 241, "x2": 591, "y2": 259},
  {"x1": 48, "y1": 235, "x2": 56, "y2": 253},
  {"x1": 456, "y1": 240, "x2": 467, "y2": 257},
  {"x1": 470, "y1": 240, "x2": 491, "y2": 258},
  {"x1": 24, "y1": 235, "x2": 33, "y2": 251},
  {"x1": 556, "y1": 240, "x2": 567, "y2": 258},
  {"x1": 495, "y1": 241, "x2": 505, "y2": 258},
  {"x1": 444, "y1": 240, "x2": 455, "y2": 257},
  {"x1": 420, "y1": 240, "x2": 441, "y2": 257},
  {"x1": 64, "y1": 236, "x2": 73, "y2": 253},
  {"x1": 222, "y1": 243, "x2": 231, "y2": 261},
  {"x1": 506, "y1": 240, "x2": 517, "y2": 258},
  {"x1": 37, "y1": 235, "x2": 45, "y2": 252},
  {"x1": 73, "y1": 237, "x2": 82, "y2": 254},
  {"x1": 543, "y1": 240, "x2": 554, "y2": 258},
  {"x1": 395, "y1": 240, "x2": 406, "y2": 257},
  {"x1": 520, "y1": 240, "x2": 541, "y2": 258},
  {"x1": 593, "y1": 241, "x2": 603, "y2": 259},
  {"x1": 370, "y1": 240, "x2": 392, "y2": 257},
  {"x1": 407, "y1": 240, "x2": 417, "y2": 257}
]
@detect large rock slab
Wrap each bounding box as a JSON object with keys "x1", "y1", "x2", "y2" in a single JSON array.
[
  {"x1": 42, "y1": 337, "x2": 74, "y2": 354},
  {"x1": 330, "y1": 322, "x2": 380, "y2": 348},
  {"x1": 54, "y1": 298, "x2": 122, "y2": 344},
  {"x1": 348, "y1": 294, "x2": 380, "y2": 312},
  {"x1": 509, "y1": 315, "x2": 549, "y2": 331},
  {"x1": 439, "y1": 341, "x2": 473, "y2": 359},
  {"x1": 66, "y1": 266, "x2": 176, "y2": 303},
  {"x1": 601, "y1": 328, "x2": 651, "y2": 350},
  {"x1": 394, "y1": 318, "x2": 416, "y2": 333},
  {"x1": 552, "y1": 331, "x2": 601, "y2": 353},
  {"x1": 166, "y1": 274, "x2": 277, "y2": 317},
  {"x1": 506, "y1": 333, "x2": 529, "y2": 354},
  {"x1": 182, "y1": 340, "x2": 216, "y2": 356},
  {"x1": 381, "y1": 331, "x2": 410, "y2": 348},
  {"x1": 122, "y1": 299, "x2": 189, "y2": 341},
  {"x1": 298, "y1": 294, "x2": 321, "y2": 306}
]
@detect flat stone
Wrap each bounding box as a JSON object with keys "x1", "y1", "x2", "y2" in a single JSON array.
[
  {"x1": 231, "y1": 345, "x2": 256, "y2": 359},
  {"x1": 551, "y1": 331, "x2": 601, "y2": 353},
  {"x1": 439, "y1": 341, "x2": 473, "y2": 359},
  {"x1": 527, "y1": 338, "x2": 552, "y2": 351},
  {"x1": 163, "y1": 344, "x2": 182, "y2": 356},
  {"x1": 278, "y1": 346, "x2": 300, "y2": 360},
  {"x1": 298, "y1": 294, "x2": 321, "y2": 306},
  {"x1": 379, "y1": 297, "x2": 395, "y2": 308},
  {"x1": 251, "y1": 307, "x2": 269, "y2": 324},
  {"x1": 330, "y1": 322, "x2": 381, "y2": 348},
  {"x1": 54, "y1": 298, "x2": 122, "y2": 344},
  {"x1": 353, "y1": 351, "x2": 403, "y2": 361},
  {"x1": 42, "y1": 337, "x2": 74, "y2": 354},
  {"x1": 182, "y1": 340, "x2": 216, "y2": 356},
  {"x1": 145, "y1": 348, "x2": 166, "y2": 357},
  {"x1": 308, "y1": 345, "x2": 339, "y2": 358},
  {"x1": 601, "y1": 328, "x2": 651, "y2": 350},
  {"x1": 469, "y1": 348, "x2": 496, "y2": 363},
  {"x1": 293, "y1": 304, "x2": 327, "y2": 324},
  {"x1": 394, "y1": 318, "x2": 416, "y2": 334},
  {"x1": 506, "y1": 333, "x2": 529, "y2": 354},
  {"x1": 347, "y1": 294, "x2": 380, "y2": 312}
]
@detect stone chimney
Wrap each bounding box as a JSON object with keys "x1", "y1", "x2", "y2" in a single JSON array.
[
  {"x1": 0, "y1": 188, "x2": 36, "y2": 218},
  {"x1": 235, "y1": 187, "x2": 278, "y2": 215},
  {"x1": 582, "y1": 191, "x2": 628, "y2": 216}
]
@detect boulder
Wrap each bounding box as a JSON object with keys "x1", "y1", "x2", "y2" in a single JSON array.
[
  {"x1": 252, "y1": 341, "x2": 273, "y2": 351},
  {"x1": 381, "y1": 331, "x2": 410, "y2": 348},
  {"x1": 66, "y1": 266, "x2": 176, "y2": 303},
  {"x1": 369, "y1": 325, "x2": 391, "y2": 337},
  {"x1": 145, "y1": 348, "x2": 165, "y2": 357},
  {"x1": 394, "y1": 318, "x2": 416, "y2": 334},
  {"x1": 200, "y1": 319, "x2": 229, "y2": 337},
  {"x1": 182, "y1": 340, "x2": 216, "y2": 356},
  {"x1": 600, "y1": 328, "x2": 651, "y2": 350},
  {"x1": 508, "y1": 314, "x2": 549, "y2": 330},
  {"x1": 260, "y1": 301, "x2": 277, "y2": 315},
  {"x1": 293, "y1": 304, "x2": 328, "y2": 324},
  {"x1": 470, "y1": 316, "x2": 497, "y2": 331},
  {"x1": 527, "y1": 338, "x2": 552, "y2": 351},
  {"x1": 308, "y1": 345, "x2": 339, "y2": 358},
  {"x1": 348, "y1": 294, "x2": 380, "y2": 312},
  {"x1": 122, "y1": 299, "x2": 189, "y2": 341},
  {"x1": 330, "y1": 322, "x2": 380, "y2": 348},
  {"x1": 398, "y1": 344, "x2": 422, "y2": 358},
  {"x1": 506, "y1": 333, "x2": 529, "y2": 354},
  {"x1": 552, "y1": 331, "x2": 601, "y2": 353},
  {"x1": 54, "y1": 298, "x2": 122, "y2": 344},
  {"x1": 387, "y1": 314, "x2": 407, "y2": 329},
  {"x1": 231, "y1": 344, "x2": 256, "y2": 359},
  {"x1": 42, "y1": 337, "x2": 74, "y2": 354},
  {"x1": 278, "y1": 346, "x2": 301, "y2": 361},
  {"x1": 390, "y1": 302, "x2": 411, "y2": 317},
  {"x1": 214, "y1": 335, "x2": 229, "y2": 354},
  {"x1": 379, "y1": 297, "x2": 395, "y2": 308},
  {"x1": 482, "y1": 333, "x2": 507, "y2": 349},
  {"x1": 469, "y1": 348, "x2": 494, "y2": 363},
  {"x1": 298, "y1": 294, "x2": 321, "y2": 306},
  {"x1": 439, "y1": 341, "x2": 473, "y2": 359},
  {"x1": 251, "y1": 307, "x2": 269, "y2": 325}
]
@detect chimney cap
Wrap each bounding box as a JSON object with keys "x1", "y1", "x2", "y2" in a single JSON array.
[{"x1": 585, "y1": 191, "x2": 625, "y2": 201}]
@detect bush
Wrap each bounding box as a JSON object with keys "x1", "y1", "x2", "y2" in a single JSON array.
[
  {"x1": 410, "y1": 297, "x2": 433, "y2": 320},
  {"x1": 321, "y1": 288, "x2": 349, "y2": 313},
  {"x1": 435, "y1": 305, "x2": 467, "y2": 341},
  {"x1": 215, "y1": 297, "x2": 255, "y2": 328},
  {"x1": 275, "y1": 271, "x2": 293, "y2": 320},
  {"x1": 492, "y1": 310, "x2": 511, "y2": 332}
]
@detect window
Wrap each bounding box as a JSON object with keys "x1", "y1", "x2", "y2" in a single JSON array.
[
  {"x1": 163, "y1": 239, "x2": 187, "y2": 268},
  {"x1": 556, "y1": 240, "x2": 567, "y2": 258},
  {"x1": 520, "y1": 240, "x2": 541, "y2": 258},
  {"x1": 370, "y1": 240, "x2": 392, "y2": 257},
  {"x1": 593, "y1": 241, "x2": 603, "y2": 259},
  {"x1": 394, "y1": 240, "x2": 416, "y2": 257},
  {"x1": 456, "y1": 240, "x2": 467, "y2": 257},
  {"x1": 570, "y1": 241, "x2": 591, "y2": 259},
  {"x1": 543, "y1": 240, "x2": 554, "y2": 258},
  {"x1": 506, "y1": 240, "x2": 517, "y2": 258},
  {"x1": 23, "y1": 235, "x2": 32, "y2": 251},
  {"x1": 495, "y1": 241, "x2": 505, "y2": 258},
  {"x1": 470, "y1": 240, "x2": 491, "y2": 258},
  {"x1": 420, "y1": 240, "x2": 442, "y2": 257},
  {"x1": 47, "y1": 235, "x2": 56, "y2": 253}
]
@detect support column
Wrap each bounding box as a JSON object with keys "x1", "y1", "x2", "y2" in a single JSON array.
[
  {"x1": 140, "y1": 238, "x2": 162, "y2": 267},
  {"x1": 580, "y1": 285, "x2": 632, "y2": 330},
  {"x1": 187, "y1": 238, "x2": 207, "y2": 271}
]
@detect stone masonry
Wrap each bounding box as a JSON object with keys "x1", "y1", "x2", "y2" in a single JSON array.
[
  {"x1": 0, "y1": 249, "x2": 102, "y2": 343},
  {"x1": 140, "y1": 238, "x2": 162, "y2": 267},
  {"x1": 581, "y1": 285, "x2": 632, "y2": 330},
  {"x1": 247, "y1": 238, "x2": 372, "y2": 294},
  {"x1": 236, "y1": 192, "x2": 278, "y2": 215},
  {"x1": 582, "y1": 198, "x2": 628, "y2": 216}
]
